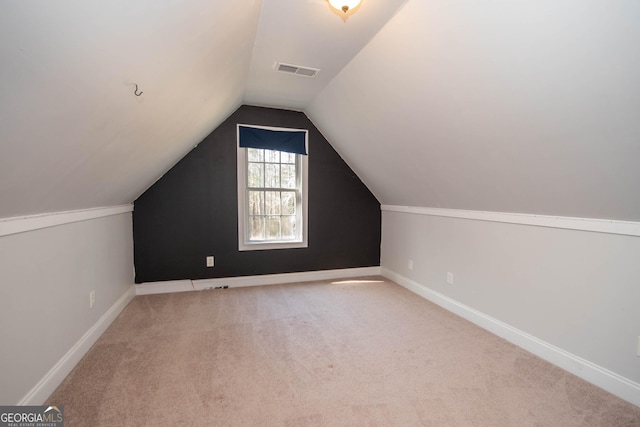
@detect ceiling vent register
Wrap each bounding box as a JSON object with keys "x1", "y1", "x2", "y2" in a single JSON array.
[{"x1": 275, "y1": 62, "x2": 320, "y2": 78}]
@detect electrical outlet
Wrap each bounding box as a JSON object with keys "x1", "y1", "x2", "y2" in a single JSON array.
[
  {"x1": 89, "y1": 290, "x2": 96, "y2": 308},
  {"x1": 408, "y1": 259, "x2": 413, "y2": 270},
  {"x1": 446, "y1": 272, "x2": 454, "y2": 285},
  {"x1": 206, "y1": 256, "x2": 214, "y2": 267}
]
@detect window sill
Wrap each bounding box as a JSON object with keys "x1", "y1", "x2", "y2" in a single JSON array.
[{"x1": 239, "y1": 240, "x2": 308, "y2": 251}]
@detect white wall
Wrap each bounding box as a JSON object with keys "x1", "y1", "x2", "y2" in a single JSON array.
[
  {"x1": 0, "y1": 211, "x2": 135, "y2": 404},
  {"x1": 381, "y1": 208, "x2": 640, "y2": 404}
]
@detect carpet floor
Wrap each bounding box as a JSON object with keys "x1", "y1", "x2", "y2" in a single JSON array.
[{"x1": 47, "y1": 276, "x2": 640, "y2": 426}]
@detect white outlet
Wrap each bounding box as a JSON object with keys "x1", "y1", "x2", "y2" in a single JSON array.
[
  {"x1": 89, "y1": 290, "x2": 96, "y2": 308},
  {"x1": 206, "y1": 256, "x2": 214, "y2": 267},
  {"x1": 408, "y1": 259, "x2": 413, "y2": 270},
  {"x1": 446, "y1": 272, "x2": 454, "y2": 285}
]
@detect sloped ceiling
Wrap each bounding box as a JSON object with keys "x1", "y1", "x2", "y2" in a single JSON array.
[
  {"x1": 2, "y1": 0, "x2": 639, "y2": 222},
  {"x1": 0, "y1": 0, "x2": 261, "y2": 218},
  {"x1": 244, "y1": 0, "x2": 407, "y2": 110},
  {"x1": 308, "y1": 0, "x2": 640, "y2": 221}
]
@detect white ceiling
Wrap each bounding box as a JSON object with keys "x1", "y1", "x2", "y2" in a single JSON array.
[
  {"x1": 0, "y1": 0, "x2": 262, "y2": 218},
  {"x1": 308, "y1": 0, "x2": 640, "y2": 221},
  {"x1": 244, "y1": 0, "x2": 407, "y2": 110},
  {"x1": 0, "y1": 0, "x2": 406, "y2": 219},
  {"x1": 1, "y1": 0, "x2": 639, "y2": 221}
]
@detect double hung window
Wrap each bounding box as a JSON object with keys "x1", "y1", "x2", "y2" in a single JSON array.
[{"x1": 237, "y1": 125, "x2": 308, "y2": 251}]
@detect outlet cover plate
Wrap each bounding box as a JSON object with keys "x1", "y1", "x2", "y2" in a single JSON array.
[{"x1": 446, "y1": 272, "x2": 454, "y2": 285}]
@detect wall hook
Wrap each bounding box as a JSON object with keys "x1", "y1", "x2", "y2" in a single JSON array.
[{"x1": 134, "y1": 84, "x2": 143, "y2": 97}]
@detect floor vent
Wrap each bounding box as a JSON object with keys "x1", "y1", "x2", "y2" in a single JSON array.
[{"x1": 275, "y1": 62, "x2": 320, "y2": 78}]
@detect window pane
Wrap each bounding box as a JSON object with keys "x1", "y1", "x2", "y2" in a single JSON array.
[
  {"x1": 265, "y1": 191, "x2": 281, "y2": 215},
  {"x1": 266, "y1": 216, "x2": 281, "y2": 239},
  {"x1": 281, "y1": 164, "x2": 296, "y2": 189},
  {"x1": 248, "y1": 148, "x2": 263, "y2": 162},
  {"x1": 265, "y1": 164, "x2": 280, "y2": 188},
  {"x1": 239, "y1": 137, "x2": 306, "y2": 249},
  {"x1": 281, "y1": 191, "x2": 296, "y2": 215},
  {"x1": 248, "y1": 191, "x2": 264, "y2": 216},
  {"x1": 249, "y1": 216, "x2": 264, "y2": 241},
  {"x1": 248, "y1": 163, "x2": 263, "y2": 187},
  {"x1": 265, "y1": 150, "x2": 280, "y2": 163},
  {"x1": 281, "y1": 152, "x2": 296, "y2": 164},
  {"x1": 281, "y1": 216, "x2": 296, "y2": 239}
]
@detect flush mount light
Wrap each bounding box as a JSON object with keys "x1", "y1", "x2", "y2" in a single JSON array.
[{"x1": 327, "y1": 0, "x2": 362, "y2": 14}]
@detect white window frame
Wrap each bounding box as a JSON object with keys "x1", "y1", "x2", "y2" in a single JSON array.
[{"x1": 237, "y1": 124, "x2": 309, "y2": 251}]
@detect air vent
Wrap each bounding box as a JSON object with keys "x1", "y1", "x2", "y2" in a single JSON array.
[{"x1": 275, "y1": 62, "x2": 320, "y2": 78}]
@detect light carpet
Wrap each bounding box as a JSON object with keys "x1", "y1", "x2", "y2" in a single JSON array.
[{"x1": 47, "y1": 277, "x2": 640, "y2": 426}]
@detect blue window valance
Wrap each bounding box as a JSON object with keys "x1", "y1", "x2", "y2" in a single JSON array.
[{"x1": 238, "y1": 125, "x2": 307, "y2": 155}]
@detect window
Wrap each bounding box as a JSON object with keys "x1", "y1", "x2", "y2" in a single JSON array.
[{"x1": 237, "y1": 125, "x2": 308, "y2": 251}]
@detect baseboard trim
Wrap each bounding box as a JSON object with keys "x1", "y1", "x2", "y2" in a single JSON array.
[
  {"x1": 381, "y1": 267, "x2": 640, "y2": 408},
  {"x1": 18, "y1": 285, "x2": 136, "y2": 405},
  {"x1": 136, "y1": 266, "x2": 382, "y2": 295},
  {"x1": 135, "y1": 280, "x2": 194, "y2": 295}
]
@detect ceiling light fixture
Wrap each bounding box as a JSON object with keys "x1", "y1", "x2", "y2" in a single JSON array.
[{"x1": 327, "y1": 0, "x2": 362, "y2": 15}]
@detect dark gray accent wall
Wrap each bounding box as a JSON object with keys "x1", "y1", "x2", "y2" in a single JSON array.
[{"x1": 133, "y1": 105, "x2": 381, "y2": 283}]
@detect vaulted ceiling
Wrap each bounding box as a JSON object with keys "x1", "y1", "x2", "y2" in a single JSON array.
[{"x1": 1, "y1": 0, "x2": 639, "y2": 221}]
